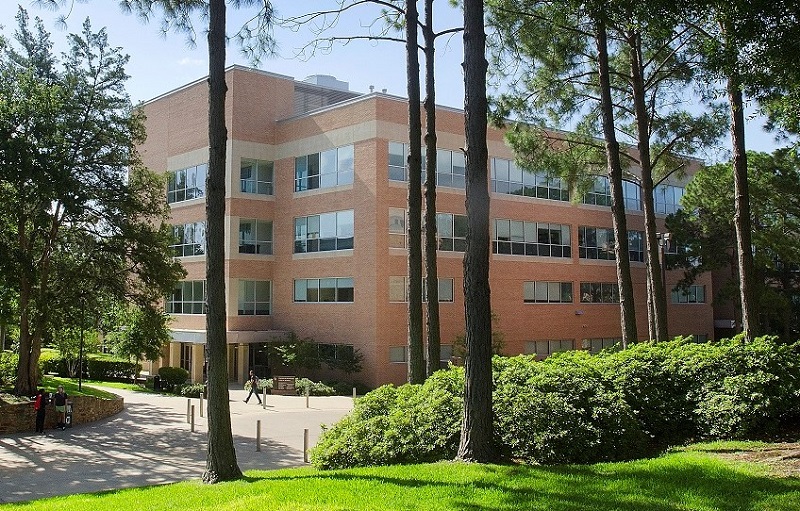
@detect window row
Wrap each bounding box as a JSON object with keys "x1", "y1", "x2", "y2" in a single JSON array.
[
  {"x1": 388, "y1": 277, "x2": 455, "y2": 303},
  {"x1": 295, "y1": 145, "x2": 354, "y2": 192},
  {"x1": 389, "y1": 344, "x2": 454, "y2": 363},
  {"x1": 388, "y1": 142, "x2": 466, "y2": 189},
  {"x1": 579, "y1": 227, "x2": 645, "y2": 262},
  {"x1": 493, "y1": 220, "x2": 571, "y2": 258},
  {"x1": 294, "y1": 277, "x2": 354, "y2": 303},
  {"x1": 241, "y1": 160, "x2": 274, "y2": 195}
]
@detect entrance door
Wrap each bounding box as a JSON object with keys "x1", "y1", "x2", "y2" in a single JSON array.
[{"x1": 248, "y1": 343, "x2": 271, "y2": 379}]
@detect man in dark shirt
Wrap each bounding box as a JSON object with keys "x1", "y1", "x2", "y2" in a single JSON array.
[{"x1": 53, "y1": 386, "x2": 68, "y2": 430}]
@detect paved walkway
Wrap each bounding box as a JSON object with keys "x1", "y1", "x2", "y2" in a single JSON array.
[{"x1": 0, "y1": 386, "x2": 354, "y2": 504}]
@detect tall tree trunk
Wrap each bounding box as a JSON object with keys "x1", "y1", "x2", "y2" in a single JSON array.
[
  {"x1": 423, "y1": 0, "x2": 441, "y2": 377},
  {"x1": 727, "y1": 74, "x2": 757, "y2": 341},
  {"x1": 628, "y1": 31, "x2": 668, "y2": 342},
  {"x1": 595, "y1": 17, "x2": 637, "y2": 348},
  {"x1": 15, "y1": 273, "x2": 37, "y2": 396},
  {"x1": 202, "y1": 0, "x2": 242, "y2": 484},
  {"x1": 406, "y1": 0, "x2": 425, "y2": 384},
  {"x1": 456, "y1": 0, "x2": 494, "y2": 463}
]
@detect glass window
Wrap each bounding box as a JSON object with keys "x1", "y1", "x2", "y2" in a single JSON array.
[
  {"x1": 580, "y1": 282, "x2": 620, "y2": 303},
  {"x1": 295, "y1": 145, "x2": 354, "y2": 192},
  {"x1": 240, "y1": 160, "x2": 274, "y2": 195},
  {"x1": 579, "y1": 226, "x2": 644, "y2": 262},
  {"x1": 238, "y1": 280, "x2": 271, "y2": 315},
  {"x1": 654, "y1": 184, "x2": 685, "y2": 215},
  {"x1": 389, "y1": 346, "x2": 407, "y2": 363},
  {"x1": 493, "y1": 219, "x2": 571, "y2": 258},
  {"x1": 523, "y1": 281, "x2": 573, "y2": 303},
  {"x1": 491, "y1": 157, "x2": 569, "y2": 201},
  {"x1": 389, "y1": 142, "x2": 407, "y2": 181},
  {"x1": 672, "y1": 285, "x2": 706, "y2": 304},
  {"x1": 171, "y1": 221, "x2": 206, "y2": 257},
  {"x1": 295, "y1": 210, "x2": 354, "y2": 253},
  {"x1": 387, "y1": 142, "x2": 461, "y2": 188},
  {"x1": 389, "y1": 208, "x2": 407, "y2": 248},
  {"x1": 239, "y1": 219, "x2": 273, "y2": 255},
  {"x1": 389, "y1": 277, "x2": 455, "y2": 303},
  {"x1": 294, "y1": 278, "x2": 354, "y2": 303},
  {"x1": 166, "y1": 280, "x2": 206, "y2": 314},
  {"x1": 437, "y1": 213, "x2": 467, "y2": 252},
  {"x1": 582, "y1": 338, "x2": 622, "y2": 354},
  {"x1": 524, "y1": 339, "x2": 575, "y2": 359},
  {"x1": 167, "y1": 164, "x2": 207, "y2": 204}
]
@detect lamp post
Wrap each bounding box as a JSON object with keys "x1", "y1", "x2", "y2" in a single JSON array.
[
  {"x1": 657, "y1": 232, "x2": 672, "y2": 300},
  {"x1": 78, "y1": 296, "x2": 85, "y2": 391}
]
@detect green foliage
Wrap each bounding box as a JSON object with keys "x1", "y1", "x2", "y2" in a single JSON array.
[
  {"x1": 692, "y1": 336, "x2": 800, "y2": 439},
  {"x1": 105, "y1": 305, "x2": 172, "y2": 362},
  {"x1": 0, "y1": 351, "x2": 17, "y2": 386},
  {"x1": 178, "y1": 382, "x2": 207, "y2": 398},
  {"x1": 157, "y1": 366, "x2": 189, "y2": 392},
  {"x1": 494, "y1": 353, "x2": 648, "y2": 464},
  {"x1": 324, "y1": 346, "x2": 364, "y2": 375},
  {"x1": 244, "y1": 377, "x2": 272, "y2": 391},
  {"x1": 295, "y1": 378, "x2": 335, "y2": 396},
  {"x1": 87, "y1": 358, "x2": 141, "y2": 381},
  {"x1": 311, "y1": 369, "x2": 465, "y2": 469},
  {"x1": 313, "y1": 336, "x2": 800, "y2": 469},
  {"x1": 268, "y1": 334, "x2": 321, "y2": 375},
  {"x1": 38, "y1": 348, "x2": 67, "y2": 377}
]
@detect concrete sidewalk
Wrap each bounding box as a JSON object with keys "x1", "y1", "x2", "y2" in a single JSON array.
[{"x1": 0, "y1": 386, "x2": 354, "y2": 504}]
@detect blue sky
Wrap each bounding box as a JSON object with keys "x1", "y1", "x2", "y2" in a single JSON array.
[{"x1": 1, "y1": 0, "x2": 789, "y2": 160}]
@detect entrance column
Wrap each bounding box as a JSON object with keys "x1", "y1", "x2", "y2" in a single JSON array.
[
  {"x1": 191, "y1": 343, "x2": 205, "y2": 383},
  {"x1": 237, "y1": 343, "x2": 248, "y2": 384}
]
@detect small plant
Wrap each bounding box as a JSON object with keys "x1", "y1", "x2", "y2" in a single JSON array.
[
  {"x1": 244, "y1": 377, "x2": 272, "y2": 391},
  {"x1": 178, "y1": 382, "x2": 207, "y2": 398},
  {"x1": 295, "y1": 378, "x2": 335, "y2": 396}
]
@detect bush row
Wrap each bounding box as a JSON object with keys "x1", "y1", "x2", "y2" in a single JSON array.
[{"x1": 311, "y1": 336, "x2": 800, "y2": 469}]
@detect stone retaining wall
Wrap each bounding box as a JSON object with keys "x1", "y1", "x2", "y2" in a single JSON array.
[{"x1": 0, "y1": 394, "x2": 124, "y2": 435}]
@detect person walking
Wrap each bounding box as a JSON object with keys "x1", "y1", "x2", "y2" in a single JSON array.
[
  {"x1": 33, "y1": 389, "x2": 48, "y2": 434},
  {"x1": 53, "y1": 386, "x2": 68, "y2": 430},
  {"x1": 244, "y1": 370, "x2": 262, "y2": 404}
]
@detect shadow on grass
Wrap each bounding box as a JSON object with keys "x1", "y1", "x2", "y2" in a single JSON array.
[{"x1": 247, "y1": 455, "x2": 800, "y2": 511}]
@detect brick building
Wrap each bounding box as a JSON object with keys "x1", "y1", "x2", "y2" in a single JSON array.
[{"x1": 137, "y1": 65, "x2": 714, "y2": 388}]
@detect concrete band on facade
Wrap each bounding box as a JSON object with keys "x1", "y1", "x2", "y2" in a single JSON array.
[{"x1": 138, "y1": 65, "x2": 722, "y2": 389}]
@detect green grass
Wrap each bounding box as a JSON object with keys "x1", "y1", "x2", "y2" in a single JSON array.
[
  {"x1": 0, "y1": 377, "x2": 118, "y2": 403},
  {"x1": 2, "y1": 450, "x2": 799, "y2": 510}
]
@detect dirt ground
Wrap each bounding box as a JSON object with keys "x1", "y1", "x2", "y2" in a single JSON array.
[{"x1": 713, "y1": 443, "x2": 800, "y2": 477}]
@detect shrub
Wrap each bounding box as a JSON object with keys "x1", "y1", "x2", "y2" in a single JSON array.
[
  {"x1": 311, "y1": 368, "x2": 464, "y2": 469},
  {"x1": 158, "y1": 366, "x2": 190, "y2": 392},
  {"x1": 693, "y1": 336, "x2": 800, "y2": 439},
  {"x1": 327, "y1": 380, "x2": 371, "y2": 396},
  {"x1": 179, "y1": 382, "x2": 207, "y2": 398},
  {"x1": 597, "y1": 338, "x2": 704, "y2": 449},
  {"x1": 87, "y1": 358, "x2": 141, "y2": 381},
  {"x1": 295, "y1": 378, "x2": 335, "y2": 396},
  {"x1": 244, "y1": 377, "x2": 272, "y2": 391},
  {"x1": 38, "y1": 350, "x2": 66, "y2": 376},
  {"x1": 494, "y1": 353, "x2": 648, "y2": 464},
  {"x1": 0, "y1": 351, "x2": 18, "y2": 386}
]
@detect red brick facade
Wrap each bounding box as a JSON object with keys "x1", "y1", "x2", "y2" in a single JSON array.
[{"x1": 138, "y1": 66, "x2": 714, "y2": 389}]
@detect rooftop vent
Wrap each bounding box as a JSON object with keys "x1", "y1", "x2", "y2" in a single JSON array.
[{"x1": 302, "y1": 74, "x2": 349, "y2": 91}]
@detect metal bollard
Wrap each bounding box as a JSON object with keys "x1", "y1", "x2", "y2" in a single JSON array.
[
  {"x1": 305, "y1": 387, "x2": 310, "y2": 408},
  {"x1": 352, "y1": 386, "x2": 357, "y2": 400},
  {"x1": 186, "y1": 399, "x2": 191, "y2": 423},
  {"x1": 200, "y1": 393, "x2": 204, "y2": 417},
  {"x1": 303, "y1": 428, "x2": 309, "y2": 463},
  {"x1": 262, "y1": 386, "x2": 267, "y2": 409},
  {"x1": 256, "y1": 420, "x2": 261, "y2": 452},
  {"x1": 191, "y1": 405, "x2": 195, "y2": 433}
]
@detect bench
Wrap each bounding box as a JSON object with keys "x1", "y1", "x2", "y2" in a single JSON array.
[{"x1": 272, "y1": 376, "x2": 296, "y2": 396}]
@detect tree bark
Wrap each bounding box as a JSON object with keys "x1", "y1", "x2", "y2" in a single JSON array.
[
  {"x1": 406, "y1": 0, "x2": 425, "y2": 384},
  {"x1": 728, "y1": 74, "x2": 757, "y2": 340},
  {"x1": 423, "y1": 0, "x2": 441, "y2": 377},
  {"x1": 595, "y1": 17, "x2": 638, "y2": 348},
  {"x1": 456, "y1": 0, "x2": 494, "y2": 463},
  {"x1": 628, "y1": 31, "x2": 668, "y2": 342},
  {"x1": 202, "y1": 0, "x2": 242, "y2": 484}
]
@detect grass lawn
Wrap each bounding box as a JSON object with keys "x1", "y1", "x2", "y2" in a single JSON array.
[
  {"x1": 0, "y1": 376, "x2": 118, "y2": 403},
  {"x1": 2, "y1": 449, "x2": 799, "y2": 510}
]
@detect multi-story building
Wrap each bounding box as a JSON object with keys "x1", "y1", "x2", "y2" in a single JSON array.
[{"x1": 138, "y1": 65, "x2": 714, "y2": 388}]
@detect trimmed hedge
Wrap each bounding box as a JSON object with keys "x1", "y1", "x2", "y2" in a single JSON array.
[
  {"x1": 87, "y1": 359, "x2": 141, "y2": 381},
  {"x1": 311, "y1": 336, "x2": 800, "y2": 469},
  {"x1": 158, "y1": 366, "x2": 190, "y2": 392}
]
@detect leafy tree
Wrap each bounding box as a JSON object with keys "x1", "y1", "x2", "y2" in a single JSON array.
[
  {"x1": 667, "y1": 149, "x2": 800, "y2": 342},
  {"x1": 488, "y1": 0, "x2": 725, "y2": 342},
  {"x1": 456, "y1": 0, "x2": 494, "y2": 463},
  {"x1": 0, "y1": 10, "x2": 183, "y2": 396},
  {"x1": 105, "y1": 305, "x2": 172, "y2": 363}
]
